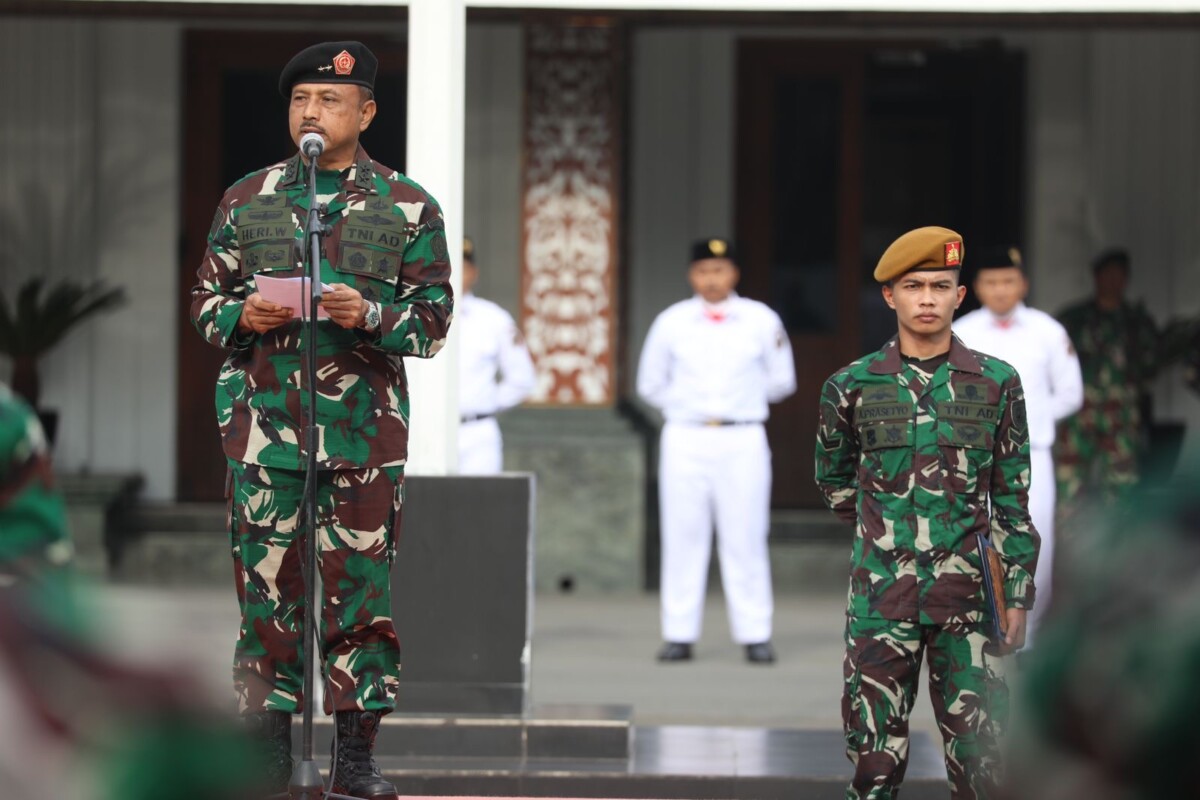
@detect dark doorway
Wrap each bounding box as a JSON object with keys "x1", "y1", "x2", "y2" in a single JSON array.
[
  {"x1": 737, "y1": 39, "x2": 1025, "y2": 510},
  {"x1": 177, "y1": 30, "x2": 407, "y2": 501}
]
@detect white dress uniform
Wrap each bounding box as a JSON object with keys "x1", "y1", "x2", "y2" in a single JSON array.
[
  {"x1": 457, "y1": 292, "x2": 536, "y2": 474},
  {"x1": 637, "y1": 294, "x2": 797, "y2": 645},
  {"x1": 954, "y1": 302, "x2": 1083, "y2": 643}
]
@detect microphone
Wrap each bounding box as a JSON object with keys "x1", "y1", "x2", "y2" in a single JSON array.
[{"x1": 300, "y1": 132, "x2": 324, "y2": 159}]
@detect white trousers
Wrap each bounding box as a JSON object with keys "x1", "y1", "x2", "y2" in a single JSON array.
[
  {"x1": 658, "y1": 422, "x2": 774, "y2": 644},
  {"x1": 458, "y1": 417, "x2": 503, "y2": 475},
  {"x1": 1026, "y1": 446, "x2": 1055, "y2": 647}
]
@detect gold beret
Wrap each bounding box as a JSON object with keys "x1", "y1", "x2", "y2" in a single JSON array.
[
  {"x1": 874, "y1": 226, "x2": 964, "y2": 284},
  {"x1": 463, "y1": 236, "x2": 475, "y2": 261}
]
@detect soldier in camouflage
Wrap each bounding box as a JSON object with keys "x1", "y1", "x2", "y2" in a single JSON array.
[
  {"x1": 1054, "y1": 248, "x2": 1159, "y2": 527},
  {"x1": 0, "y1": 384, "x2": 72, "y2": 572},
  {"x1": 1009, "y1": 463, "x2": 1200, "y2": 800},
  {"x1": 189, "y1": 41, "x2": 452, "y2": 800},
  {"x1": 815, "y1": 227, "x2": 1040, "y2": 799}
]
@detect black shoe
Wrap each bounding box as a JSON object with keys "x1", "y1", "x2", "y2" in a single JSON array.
[
  {"x1": 745, "y1": 642, "x2": 776, "y2": 664},
  {"x1": 331, "y1": 710, "x2": 398, "y2": 800},
  {"x1": 656, "y1": 641, "x2": 693, "y2": 662},
  {"x1": 243, "y1": 710, "x2": 293, "y2": 797}
]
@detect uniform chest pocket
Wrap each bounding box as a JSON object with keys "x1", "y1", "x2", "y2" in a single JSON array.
[
  {"x1": 855, "y1": 397, "x2": 914, "y2": 492},
  {"x1": 858, "y1": 420, "x2": 913, "y2": 451},
  {"x1": 937, "y1": 401, "x2": 999, "y2": 493},
  {"x1": 236, "y1": 201, "x2": 296, "y2": 277},
  {"x1": 336, "y1": 211, "x2": 407, "y2": 283},
  {"x1": 936, "y1": 402, "x2": 998, "y2": 450}
]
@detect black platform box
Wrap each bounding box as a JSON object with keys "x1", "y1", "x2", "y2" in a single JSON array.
[{"x1": 392, "y1": 474, "x2": 535, "y2": 715}]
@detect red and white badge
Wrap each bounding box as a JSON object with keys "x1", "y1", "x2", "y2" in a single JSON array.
[
  {"x1": 333, "y1": 50, "x2": 356, "y2": 76},
  {"x1": 944, "y1": 241, "x2": 962, "y2": 266}
]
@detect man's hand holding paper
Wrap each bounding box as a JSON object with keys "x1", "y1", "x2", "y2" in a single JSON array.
[
  {"x1": 320, "y1": 283, "x2": 369, "y2": 330},
  {"x1": 253, "y1": 275, "x2": 332, "y2": 322}
]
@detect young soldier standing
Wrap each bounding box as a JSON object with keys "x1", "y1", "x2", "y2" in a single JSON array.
[
  {"x1": 815, "y1": 227, "x2": 1039, "y2": 799},
  {"x1": 954, "y1": 246, "x2": 1081, "y2": 646}
]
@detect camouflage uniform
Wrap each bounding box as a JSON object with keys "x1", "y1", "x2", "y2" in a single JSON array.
[
  {"x1": 1, "y1": 387, "x2": 260, "y2": 800},
  {"x1": 190, "y1": 146, "x2": 453, "y2": 715},
  {"x1": 815, "y1": 335, "x2": 1040, "y2": 799},
  {"x1": 1053, "y1": 300, "x2": 1159, "y2": 520},
  {"x1": 0, "y1": 384, "x2": 71, "y2": 569}
]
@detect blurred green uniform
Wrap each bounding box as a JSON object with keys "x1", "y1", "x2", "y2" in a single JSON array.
[
  {"x1": 0, "y1": 384, "x2": 71, "y2": 568},
  {"x1": 1054, "y1": 299, "x2": 1159, "y2": 519}
]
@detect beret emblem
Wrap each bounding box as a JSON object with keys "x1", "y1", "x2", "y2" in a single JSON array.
[
  {"x1": 709, "y1": 239, "x2": 727, "y2": 257},
  {"x1": 944, "y1": 241, "x2": 961, "y2": 267},
  {"x1": 334, "y1": 50, "x2": 355, "y2": 76}
]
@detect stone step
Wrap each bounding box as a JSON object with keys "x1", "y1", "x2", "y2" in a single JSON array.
[
  {"x1": 770, "y1": 509, "x2": 851, "y2": 543},
  {"x1": 114, "y1": 529, "x2": 230, "y2": 586},
  {"x1": 128, "y1": 501, "x2": 226, "y2": 534},
  {"x1": 367, "y1": 726, "x2": 950, "y2": 800},
  {"x1": 300, "y1": 704, "x2": 632, "y2": 761}
]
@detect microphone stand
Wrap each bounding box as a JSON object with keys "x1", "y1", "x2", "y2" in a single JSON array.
[
  {"x1": 286, "y1": 143, "x2": 326, "y2": 800},
  {"x1": 287, "y1": 146, "x2": 371, "y2": 800}
]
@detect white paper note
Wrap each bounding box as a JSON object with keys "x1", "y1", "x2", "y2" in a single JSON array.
[{"x1": 254, "y1": 275, "x2": 333, "y2": 320}]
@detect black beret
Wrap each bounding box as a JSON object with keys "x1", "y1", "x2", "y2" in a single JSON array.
[
  {"x1": 279, "y1": 41, "x2": 378, "y2": 97},
  {"x1": 690, "y1": 238, "x2": 736, "y2": 264},
  {"x1": 1092, "y1": 247, "x2": 1131, "y2": 274},
  {"x1": 973, "y1": 245, "x2": 1024, "y2": 271},
  {"x1": 463, "y1": 236, "x2": 476, "y2": 261}
]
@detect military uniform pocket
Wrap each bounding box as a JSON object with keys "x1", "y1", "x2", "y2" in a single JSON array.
[
  {"x1": 240, "y1": 240, "x2": 295, "y2": 276},
  {"x1": 336, "y1": 210, "x2": 408, "y2": 286},
  {"x1": 856, "y1": 420, "x2": 913, "y2": 492},
  {"x1": 236, "y1": 197, "x2": 296, "y2": 277},
  {"x1": 842, "y1": 640, "x2": 867, "y2": 753},
  {"x1": 387, "y1": 475, "x2": 406, "y2": 566},
  {"x1": 938, "y1": 402, "x2": 999, "y2": 493},
  {"x1": 337, "y1": 243, "x2": 404, "y2": 283}
]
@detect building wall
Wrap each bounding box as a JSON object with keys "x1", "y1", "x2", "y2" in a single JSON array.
[
  {"x1": 0, "y1": 19, "x2": 182, "y2": 501},
  {"x1": 463, "y1": 23, "x2": 524, "y2": 318}
]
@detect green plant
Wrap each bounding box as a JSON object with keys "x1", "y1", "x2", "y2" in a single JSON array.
[{"x1": 0, "y1": 277, "x2": 126, "y2": 408}]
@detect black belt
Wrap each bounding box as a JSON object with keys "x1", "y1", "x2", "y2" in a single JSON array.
[
  {"x1": 461, "y1": 413, "x2": 495, "y2": 423},
  {"x1": 687, "y1": 419, "x2": 758, "y2": 427}
]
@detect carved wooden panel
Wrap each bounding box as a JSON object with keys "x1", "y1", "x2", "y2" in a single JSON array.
[{"x1": 521, "y1": 22, "x2": 621, "y2": 405}]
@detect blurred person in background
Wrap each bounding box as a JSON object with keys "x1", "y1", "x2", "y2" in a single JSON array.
[
  {"x1": 954, "y1": 245, "x2": 1082, "y2": 647},
  {"x1": 1054, "y1": 248, "x2": 1159, "y2": 528},
  {"x1": 638, "y1": 237, "x2": 796, "y2": 665},
  {"x1": 1009, "y1": 451, "x2": 1200, "y2": 800},
  {"x1": 0, "y1": 382, "x2": 254, "y2": 800},
  {"x1": 457, "y1": 236, "x2": 535, "y2": 474}
]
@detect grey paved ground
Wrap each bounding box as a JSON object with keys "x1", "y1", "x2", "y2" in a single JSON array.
[{"x1": 91, "y1": 584, "x2": 941, "y2": 741}]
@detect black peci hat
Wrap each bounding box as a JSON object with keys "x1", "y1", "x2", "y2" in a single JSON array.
[
  {"x1": 690, "y1": 238, "x2": 737, "y2": 264},
  {"x1": 973, "y1": 245, "x2": 1024, "y2": 271},
  {"x1": 279, "y1": 41, "x2": 378, "y2": 97}
]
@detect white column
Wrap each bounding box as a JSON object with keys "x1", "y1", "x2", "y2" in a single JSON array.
[{"x1": 405, "y1": 0, "x2": 466, "y2": 475}]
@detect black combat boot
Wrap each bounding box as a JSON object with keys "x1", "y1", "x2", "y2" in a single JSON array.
[
  {"x1": 244, "y1": 710, "x2": 293, "y2": 797},
  {"x1": 331, "y1": 710, "x2": 397, "y2": 799}
]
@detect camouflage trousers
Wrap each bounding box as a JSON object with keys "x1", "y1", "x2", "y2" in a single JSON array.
[
  {"x1": 1054, "y1": 418, "x2": 1140, "y2": 539},
  {"x1": 226, "y1": 460, "x2": 404, "y2": 715},
  {"x1": 842, "y1": 617, "x2": 1009, "y2": 800}
]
